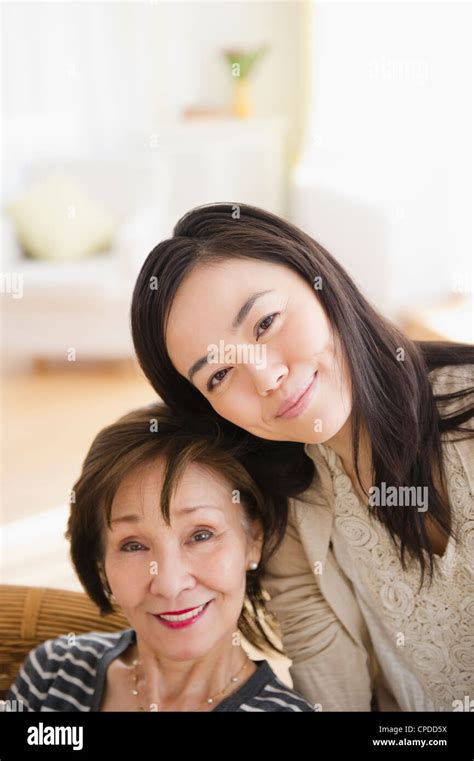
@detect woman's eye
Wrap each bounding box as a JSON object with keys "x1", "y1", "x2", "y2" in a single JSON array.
[
  {"x1": 190, "y1": 530, "x2": 214, "y2": 543},
  {"x1": 255, "y1": 313, "x2": 278, "y2": 341},
  {"x1": 207, "y1": 368, "x2": 230, "y2": 392},
  {"x1": 120, "y1": 541, "x2": 146, "y2": 552},
  {"x1": 206, "y1": 313, "x2": 280, "y2": 391}
]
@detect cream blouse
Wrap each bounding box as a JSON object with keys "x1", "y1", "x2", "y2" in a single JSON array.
[{"x1": 317, "y1": 436, "x2": 474, "y2": 711}]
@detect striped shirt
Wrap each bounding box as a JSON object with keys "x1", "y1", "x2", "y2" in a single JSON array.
[{"x1": 5, "y1": 628, "x2": 316, "y2": 712}]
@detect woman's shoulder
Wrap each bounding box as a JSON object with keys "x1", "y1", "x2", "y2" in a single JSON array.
[
  {"x1": 33, "y1": 628, "x2": 133, "y2": 669},
  {"x1": 429, "y1": 363, "x2": 474, "y2": 429},
  {"x1": 428, "y1": 363, "x2": 474, "y2": 398},
  {"x1": 225, "y1": 660, "x2": 316, "y2": 713},
  {"x1": 5, "y1": 629, "x2": 133, "y2": 711},
  {"x1": 427, "y1": 363, "x2": 474, "y2": 490}
]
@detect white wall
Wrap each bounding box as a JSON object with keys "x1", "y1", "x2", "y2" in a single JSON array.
[
  {"x1": 2, "y1": 1, "x2": 307, "y2": 196},
  {"x1": 292, "y1": 1, "x2": 472, "y2": 315}
]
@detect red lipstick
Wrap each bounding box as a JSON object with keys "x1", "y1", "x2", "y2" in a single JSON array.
[{"x1": 152, "y1": 600, "x2": 213, "y2": 630}]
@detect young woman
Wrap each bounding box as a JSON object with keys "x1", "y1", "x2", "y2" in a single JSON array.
[
  {"x1": 130, "y1": 202, "x2": 474, "y2": 712},
  {"x1": 5, "y1": 404, "x2": 315, "y2": 712}
]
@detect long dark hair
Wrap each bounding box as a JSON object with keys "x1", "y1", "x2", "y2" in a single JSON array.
[{"x1": 131, "y1": 202, "x2": 474, "y2": 582}]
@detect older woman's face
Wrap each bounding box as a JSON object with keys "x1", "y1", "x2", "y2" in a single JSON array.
[
  {"x1": 104, "y1": 458, "x2": 261, "y2": 662},
  {"x1": 166, "y1": 258, "x2": 352, "y2": 444}
]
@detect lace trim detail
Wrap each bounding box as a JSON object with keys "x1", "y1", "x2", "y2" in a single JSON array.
[{"x1": 317, "y1": 441, "x2": 474, "y2": 710}]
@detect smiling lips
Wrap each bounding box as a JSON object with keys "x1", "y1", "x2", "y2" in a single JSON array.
[
  {"x1": 153, "y1": 601, "x2": 212, "y2": 629},
  {"x1": 276, "y1": 371, "x2": 318, "y2": 419}
]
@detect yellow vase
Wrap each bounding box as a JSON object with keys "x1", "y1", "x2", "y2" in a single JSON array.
[{"x1": 232, "y1": 78, "x2": 252, "y2": 119}]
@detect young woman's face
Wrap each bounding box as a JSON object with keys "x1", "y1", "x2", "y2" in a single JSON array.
[
  {"x1": 104, "y1": 458, "x2": 262, "y2": 662},
  {"x1": 166, "y1": 258, "x2": 352, "y2": 444}
]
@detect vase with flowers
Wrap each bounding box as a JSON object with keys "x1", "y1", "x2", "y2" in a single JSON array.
[{"x1": 223, "y1": 45, "x2": 268, "y2": 119}]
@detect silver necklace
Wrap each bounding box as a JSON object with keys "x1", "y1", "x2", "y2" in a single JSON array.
[{"x1": 131, "y1": 653, "x2": 250, "y2": 711}]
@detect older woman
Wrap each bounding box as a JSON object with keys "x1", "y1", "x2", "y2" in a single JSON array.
[{"x1": 6, "y1": 404, "x2": 315, "y2": 712}]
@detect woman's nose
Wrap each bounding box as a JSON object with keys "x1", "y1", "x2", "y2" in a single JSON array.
[
  {"x1": 250, "y1": 363, "x2": 288, "y2": 395},
  {"x1": 148, "y1": 550, "x2": 196, "y2": 599}
]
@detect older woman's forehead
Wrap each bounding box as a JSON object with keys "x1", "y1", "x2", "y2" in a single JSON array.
[{"x1": 110, "y1": 461, "x2": 236, "y2": 520}]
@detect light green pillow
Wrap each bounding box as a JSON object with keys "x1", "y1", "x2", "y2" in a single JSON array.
[{"x1": 6, "y1": 173, "x2": 117, "y2": 261}]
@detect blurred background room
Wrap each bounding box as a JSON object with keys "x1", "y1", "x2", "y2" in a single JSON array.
[{"x1": 0, "y1": 0, "x2": 472, "y2": 674}]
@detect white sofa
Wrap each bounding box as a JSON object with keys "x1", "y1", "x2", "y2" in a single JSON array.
[{"x1": 1, "y1": 159, "x2": 168, "y2": 364}]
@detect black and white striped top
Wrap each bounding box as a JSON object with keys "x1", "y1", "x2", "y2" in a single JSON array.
[{"x1": 6, "y1": 629, "x2": 316, "y2": 712}]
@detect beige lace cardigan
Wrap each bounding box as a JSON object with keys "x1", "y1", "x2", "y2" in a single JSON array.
[{"x1": 262, "y1": 364, "x2": 474, "y2": 711}]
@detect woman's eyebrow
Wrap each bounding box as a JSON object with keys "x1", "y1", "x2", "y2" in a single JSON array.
[
  {"x1": 110, "y1": 505, "x2": 222, "y2": 526},
  {"x1": 187, "y1": 289, "x2": 275, "y2": 383},
  {"x1": 174, "y1": 504, "x2": 223, "y2": 516},
  {"x1": 110, "y1": 514, "x2": 141, "y2": 526}
]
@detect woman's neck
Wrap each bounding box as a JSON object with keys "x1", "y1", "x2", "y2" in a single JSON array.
[
  {"x1": 323, "y1": 415, "x2": 354, "y2": 469},
  {"x1": 124, "y1": 633, "x2": 253, "y2": 711},
  {"x1": 324, "y1": 414, "x2": 373, "y2": 497}
]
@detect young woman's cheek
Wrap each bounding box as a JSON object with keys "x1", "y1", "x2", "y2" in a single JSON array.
[{"x1": 211, "y1": 374, "x2": 266, "y2": 428}]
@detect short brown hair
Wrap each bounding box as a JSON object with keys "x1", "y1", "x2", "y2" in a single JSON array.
[{"x1": 66, "y1": 402, "x2": 287, "y2": 653}]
